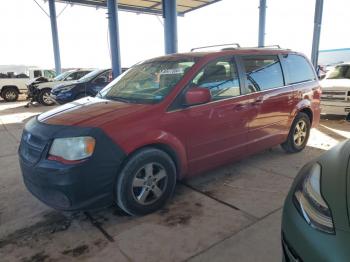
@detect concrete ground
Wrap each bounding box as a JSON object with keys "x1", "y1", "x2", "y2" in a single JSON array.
[{"x1": 1, "y1": 99, "x2": 349, "y2": 262}]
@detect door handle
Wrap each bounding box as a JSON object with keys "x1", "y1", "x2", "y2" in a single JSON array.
[
  {"x1": 251, "y1": 97, "x2": 263, "y2": 105},
  {"x1": 233, "y1": 103, "x2": 248, "y2": 111}
]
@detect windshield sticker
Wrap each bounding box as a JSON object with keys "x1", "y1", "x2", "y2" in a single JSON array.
[{"x1": 159, "y1": 68, "x2": 184, "y2": 75}]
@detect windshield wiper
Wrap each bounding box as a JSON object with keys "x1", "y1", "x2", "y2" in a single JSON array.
[{"x1": 105, "y1": 96, "x2": 132, "y2": 103}]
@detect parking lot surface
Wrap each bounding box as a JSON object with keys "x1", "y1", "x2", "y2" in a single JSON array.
[{"x1": 1, "y1": 100, "x2": 349, "y2": 262}]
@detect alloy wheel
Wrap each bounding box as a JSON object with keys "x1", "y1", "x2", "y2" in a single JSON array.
[
  {"x1": 131, "y1": 162, "x2": 168, "y2": 205},
  {"x1": 43, "y1": 92, "x2": 53, "y2": 105},
  {"x1": 294, "y1": 120, "x2": 307, "y2": 146}
]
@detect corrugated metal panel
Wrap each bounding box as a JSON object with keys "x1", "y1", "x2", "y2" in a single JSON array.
[{"x1": 55, "y1": 0, "x2": 222, "y2": 15}]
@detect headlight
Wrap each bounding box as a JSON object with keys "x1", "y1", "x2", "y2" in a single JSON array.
[
  {"x1": 48, "y1": 136, "x2": 95, "y2": 163},
  {"x1": 293, "y1": 163, "x2": 335, "y2": 234}
]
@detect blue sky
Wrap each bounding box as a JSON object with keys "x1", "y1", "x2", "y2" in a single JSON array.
[{"x1": 0, "y1": 0, "x2": 349, "y2": 69}]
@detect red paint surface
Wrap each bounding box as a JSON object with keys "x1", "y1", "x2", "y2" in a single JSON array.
[{"x1": 40, "y1": 49, "x2": 321, "y2": 178}]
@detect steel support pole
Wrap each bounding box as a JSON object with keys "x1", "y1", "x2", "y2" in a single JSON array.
[
  {"x1": 311, "y1": 0, "x2": 324, "y2": 68},
  {"x1": 48, "y1": 0, "x2": 62, "y2": 74},
  {"x1": 163, "y1": 0, "x2": 178, "y2": 54},
  {"x1": 107, "y1": 0, "x2": 122, "y2": 78},
  {"x1": 258, "y1": 0, "x2": 267, "y2": 47}
]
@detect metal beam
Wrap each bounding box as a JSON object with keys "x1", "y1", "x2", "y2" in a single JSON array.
[
  {"x1": 311, "y1": 0, "x2": 324, "y2": 68},
  {"x1": 258, "y1": 0, "x2": 267, "y2": 47},
  {"x1": 48, "y1": 0, "x2": 62, "y2": 74},
  {"x1": 163, "y1": 0, "x2": 178, "y2": 54},
  {"x1": 107, "y1": 0, "x2": 122, "y2": 78}
]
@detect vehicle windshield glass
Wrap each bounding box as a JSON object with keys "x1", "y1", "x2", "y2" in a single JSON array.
[
  {"x1": 326, "y1": 65, "x2": 350, "y2": 80},
  {"x1": 54, "y1": 71, "x2": 71, "y2": 81},
  {"x1": 99, "y1": 59, "x2": 196, "y2": 104},
  {"x1": 78, "y1": 69, "x2": 104, "y2": 82}
]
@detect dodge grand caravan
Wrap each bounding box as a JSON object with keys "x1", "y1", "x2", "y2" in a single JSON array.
[{"x1": 19, "y1": 47, "x2": 321, "y2": 216}]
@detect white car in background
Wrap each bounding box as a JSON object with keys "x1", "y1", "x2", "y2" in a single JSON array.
[
  {"x1": 320, "y1": 63, "x2": 350, "y2": 116},
  {"x1": 29, "y1": 69, "x2": 93, "y2": 105},
  {"x1": 0, "y1": 67, "x2": 55, "y2": 102}
]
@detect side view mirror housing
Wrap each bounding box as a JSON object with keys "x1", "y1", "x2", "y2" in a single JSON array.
[{"x1": 185, "y1": 87, "x2": 211, "y2": 106}]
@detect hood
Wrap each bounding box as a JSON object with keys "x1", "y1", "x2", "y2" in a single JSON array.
[
  {"x1": 37, "y1": 80, "x2": 72, "y2": 89},
  {"x1": 320, "y1": 79, "x2": 350, "y2": 90},
  {"x1": 53, "y1": 80, "x2": 80, "y2": 90},
  {"x1": 38, "y1": 96, "x2": 152, "y2": 127}
]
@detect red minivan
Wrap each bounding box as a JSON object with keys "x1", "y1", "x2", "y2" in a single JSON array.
[{"x1": 19, "y1": 47, "x2": 321, "y2": 216}]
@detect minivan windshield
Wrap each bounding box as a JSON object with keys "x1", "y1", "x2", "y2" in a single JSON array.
[
  {"x1": 326, "y1": 65, "x2": 350, "y2": 80},
  {"x1": 99, "y1": 59, "x2": 196, "y2": 104}
]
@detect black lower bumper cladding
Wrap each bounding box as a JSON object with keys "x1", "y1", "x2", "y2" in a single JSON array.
[{"x1": 18, "y1": 117, "x2": 126, "y2": 211}]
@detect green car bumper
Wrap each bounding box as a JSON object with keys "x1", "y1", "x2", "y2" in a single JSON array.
[{"x1": 282, "y1": 193, "x2": 350, "y2": 262}]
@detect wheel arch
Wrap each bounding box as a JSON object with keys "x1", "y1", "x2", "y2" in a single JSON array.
[
  {"x1": 298, "y1": 107, "x2": 313, "y2": 124},
  {"x1": 118, "y1": 131, "x2": 188, "y2": 179},
  {"x1": 1, "y1": 85, "x2": 19, "y2": 94},
  {"x1": 292, "y1": 99, "x2": 313, "y2": 124}
]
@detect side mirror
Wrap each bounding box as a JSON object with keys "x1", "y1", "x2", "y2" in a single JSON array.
[
  {"x1": 66, "y1": 76, "x2": 73, "y2": 81},
  {"x1": 185, "y1": 87, "x2": 211, "y2": 106}
]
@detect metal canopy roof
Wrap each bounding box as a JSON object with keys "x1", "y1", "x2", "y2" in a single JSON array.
[{"x1": 55, "y1": 0, "x2": 221, "y2": 15}]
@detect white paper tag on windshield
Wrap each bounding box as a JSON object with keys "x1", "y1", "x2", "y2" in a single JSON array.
[{"x1": 160, "y1": 68, "x2": 184, "y2": 75}]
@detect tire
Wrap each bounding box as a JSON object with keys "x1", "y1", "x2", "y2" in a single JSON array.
[
  {"x1": 281, "y1": 112, "x2": 311, "y2": 153},
  {"x1": 116, "y1": 148, "x2": 177, "y2": 216},
  {"x1": 2, "y1": 87, "x2": 19, "y2": 102},
  {"x1": 38, "y1": 88, "x2": 54, "y2": 106}
]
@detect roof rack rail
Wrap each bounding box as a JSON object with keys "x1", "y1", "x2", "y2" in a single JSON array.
[
  {"x1": 191, "y1": 43, "x2": 240, "y2": 52},
  {"x1": 256, "y1": 45, "x2": 281, "y2": 49}
]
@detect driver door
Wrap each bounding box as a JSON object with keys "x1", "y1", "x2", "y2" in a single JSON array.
[{"x1": 171, "y1": 57, "x2": 253, "y2": 175}]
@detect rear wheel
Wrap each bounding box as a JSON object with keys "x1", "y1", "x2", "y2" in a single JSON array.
[
  {"x1": 2, "y1": 87, "x2": 19, "y2": 102},
  {"x1": 115, "y1": 148, "x2": 177, "y2": 216},
  {"x1": 38, "y1": 89, "x2": 54, "y2": 106},
  {"x1": 281, "y1": 112, "x2": 311, "y2": 153}
]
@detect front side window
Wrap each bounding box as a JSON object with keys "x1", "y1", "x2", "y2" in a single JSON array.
[
  {"x1": 326, "y1": 65, "x2": 350, "y2": 80},
  {"x1": 242, "y1": 55, "x2": 284, "y2": 92},
  {"x1": 282, "y1": 54, "x2": 316, "y2": 84},
  {"x1": 100, "y1": 59, "x2": 196, "y2": 104},
  {"x1": 191, "y1": 57, "x2": 240, "y2": 100},
  {"x1": 34, "y1": 70, "x2": 42, "y2": 78}
]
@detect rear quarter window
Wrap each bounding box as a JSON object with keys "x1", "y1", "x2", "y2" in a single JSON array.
[
  {"x1": 282, "y1": 54, "x2": 316, "y2": 85},
  {"x1": 241, "y1": 55, "x2": 284, "y2": 92}
]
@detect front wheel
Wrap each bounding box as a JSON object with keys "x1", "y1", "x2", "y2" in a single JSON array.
[
  {"x1": 115, "y1": 148, "x2": 177, "y2": 216},
  {"x1": 38, "y1": 89, "x2": 54, "y2": 106},
  {"x1": 281, "y1": 112, "x2": 311, "y2": 153}
]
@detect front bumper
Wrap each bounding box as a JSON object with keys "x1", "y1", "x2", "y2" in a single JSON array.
[
  {"x1": 18, "y1": 117, "x2": 126, "y2": 211},
  {"x1": 282, "y1": 192, "x2": 350, "y2": 262}
]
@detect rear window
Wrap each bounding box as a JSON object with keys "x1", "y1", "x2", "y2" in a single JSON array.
[
  {"x1": 242, "y1": 55, "x2": 284, "y2": 92},
  {"x1": 282, "y1": 54, "x2": 316, "y2": 85}
]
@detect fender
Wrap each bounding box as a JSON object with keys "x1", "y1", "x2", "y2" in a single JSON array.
[
  {"x1": 290, "y1": 98, "x2": 313, "y2": 126},
  {"x1": 118, "y1": 129, "x2": 188, "y2": 178}
]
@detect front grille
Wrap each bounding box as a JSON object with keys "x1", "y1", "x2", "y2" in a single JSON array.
[
  {"x1": 322, "y1": 91, "x2": 346, "y2": 96},
  {"x1": 321, "y1": 96, "x2": 346, "y2": 101},
  {"x1": 19, "y1": 130, "x2": 47, "y2": 165}
]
